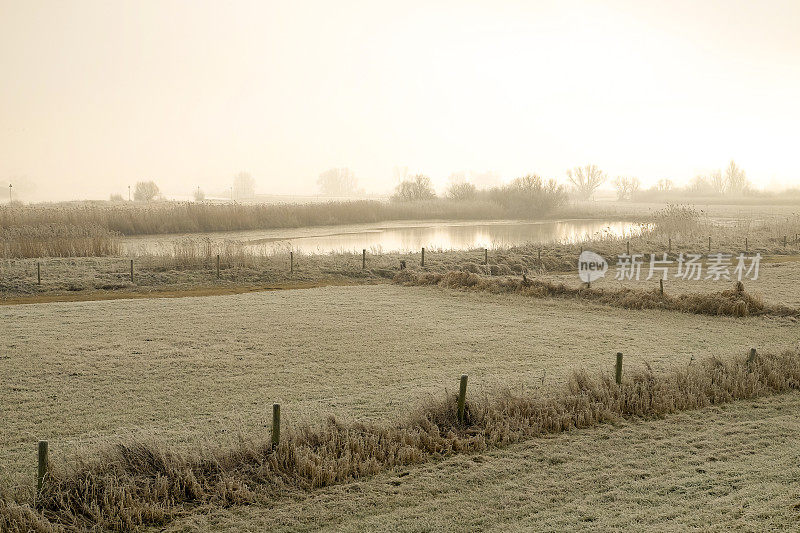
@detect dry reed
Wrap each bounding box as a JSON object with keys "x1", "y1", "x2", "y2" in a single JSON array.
[{"x1": 394, "y1": 270, "x2": 800, "y2": 319}]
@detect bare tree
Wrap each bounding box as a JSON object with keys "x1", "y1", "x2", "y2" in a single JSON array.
[
  {"x1": 724, "y1": 160, "x2": 749, "y2": 194},
  {"x1": 393, "y1": 175, "x2": 436, "y2": 201},
  {"x1": 232, "y1": 172, "x2": 255, "y2": 200},
  {"x1": 655, "y1": 178, "x2": 673, "y2": 192},
  {"x1": 709, "y1": 170, "x2": 725, "y2": 195},
  {"x1": 317, "y1": 168, "x2": 358, "y2": 196},
  {"x1": 613, "y1": 176, "x2": 640, "y2": 201},
  {"x1": 567, "y1": 164, "x2": 606, "y2": 200},
  {"x1": 446, "y1": 182, "x2": 477, "y2": 200},
  {"x1": 133, "y1": 181, "x2": 160, "y2": 201}
]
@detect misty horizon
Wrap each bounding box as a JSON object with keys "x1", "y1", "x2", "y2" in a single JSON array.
[{"x1": 2, "y1": 0, "x2": 800, "y2": 202}]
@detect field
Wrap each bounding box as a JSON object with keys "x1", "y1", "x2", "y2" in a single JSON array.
[{"x1": 2, "y1": 201, "x2": 800, "y2": 531}]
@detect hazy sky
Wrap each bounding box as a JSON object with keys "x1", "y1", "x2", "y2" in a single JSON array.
[{"x1": 2, "y1": 0, "x2": 799, "y2": 201}]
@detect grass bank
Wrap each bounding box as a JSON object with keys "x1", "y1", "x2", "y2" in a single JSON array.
[{"x1": 3, "y1": 349, "x2": 799, "y2": 531}]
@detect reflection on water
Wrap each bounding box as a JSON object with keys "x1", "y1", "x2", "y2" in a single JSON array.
[{"x1": 248, "y1": 220, "x2": 646, "y2": 254}]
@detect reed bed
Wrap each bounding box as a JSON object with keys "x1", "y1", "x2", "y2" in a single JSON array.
[
  {"x1": 0, "y1": 200, "x2": 515, "y2": 237},
  {"x1": 394, "y1": 270, "x2": 800, "y2": 319},
  {"x1": 0, "y1": 225, "x2": 120, "y2": 259},
  {"x1": 2, "y1": 349, "x2": 799, "y2": 531}
]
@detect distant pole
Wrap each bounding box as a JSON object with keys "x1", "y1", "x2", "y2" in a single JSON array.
[
  {"x1": 290, "y1": 251, "x2": 294, "y2": 274},
  {"x1": 37, "y1": 440, "x2": 49, "y2": 496},
  {"x1": 615, "y1": 352, "x2": 623, "y2": 385},
  {"x1": 37, "y1": 262, "x2": 41, "y2": 285},
  {"x1": 271, "y1": 403, "x2": 281, "y2": 449},
  {"x1": 421, "y1": 247, "x2": 425, "y2": 267},
  {"x1": 8, "y1": 183, "x2": 12, "y2": 203},
  {"x1": 362, "y1": 249, "x2": 366, "y2": 269},
  {"x1": 457, "y1": 375, "x2": 468, "y2": 424},
  {"x1": 130, "y1": 259, "x2": 134, "y2": 283},
  {"x1": 128, "y1": 185, "x2": 131, "y2": 201},
  {"x1": 216, "y1": 254, "x2": 220, "y2": 279}
]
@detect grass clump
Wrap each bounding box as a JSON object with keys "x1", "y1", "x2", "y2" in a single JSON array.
[
  {"x1": 2, "y1": 349, "x2": 799, "y2": 531},
  {"x1": 396, "y1": 270, "x2": 800, "y2": 319}
]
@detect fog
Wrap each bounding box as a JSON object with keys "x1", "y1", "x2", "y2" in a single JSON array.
[{"x1": 1, "y1": 0, "x2": 799, "y2": 202}]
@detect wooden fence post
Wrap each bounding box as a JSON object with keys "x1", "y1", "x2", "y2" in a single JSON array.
[
  {"x1": 272, "y1": 403, "x2": 280, "y2": 449},
  {"x1": 708, "y1": 236, "x2": 711, "y2": 253},
  {"x1": 37, "y1": 440, "x2": 49, "y2": 497},
  {"x1": 216, "y1": 254, "x2": 220, "y2": 279},
  {"x1": 784, "y1": 235, "x2": 787, "y2": 248},
  {"x1": 748, "y1": 347, "x2": 757, "y2": 365},
  {"x1": 484, "y1": 248, "x2": 488, "y2": 265},
  {"x1": 745, "y1": 237, "x2": 748, "y2": 252},
  {"x1": 362, "y1": 249, "x2": 366, "y2": 269},
  {"x1": 421, "y1": 247, "x2": 425, "y2": 267},
  {"x1": 660, "y1": 278, "x2": 664, "y2": 296},
  {"x1": 130, "y1": 259, "x2": 134, "y2": 283},
  {"x1": 668, "y1": 238, "x2": 671, "y2": 254},
  {"x1": 457, "y1": 374, "x2": 468, "y2": 424},
  {"x1": 615, "y1": 352, "x2": 623, "y2": 385},
  {"x1": 626, "y1": 241, "x2": 630, "y2": 255},
  {"x1": 37, "y1": 262, "x2": 41, "y2": 285},
  {"x1": 290, "y1": 251, "x2": 294, "y2": 274}
]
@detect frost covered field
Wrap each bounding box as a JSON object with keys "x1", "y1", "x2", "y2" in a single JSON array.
[{"x1": 3, "y1": 280, "x2": 800, "y2": 514}]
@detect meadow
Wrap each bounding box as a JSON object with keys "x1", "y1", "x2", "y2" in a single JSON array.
[{"x1": 1, "y1": 200, "x2": 800, "y2": 530}]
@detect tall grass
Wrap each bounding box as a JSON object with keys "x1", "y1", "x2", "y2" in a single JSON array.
[
  {"x1": 0, "y1": 225, "x2": 120, "y2": 259},
  {"x1": 0, "y1": 200, "x2": 517, "y2": 237},
  {"x1": 2, "y1": 349, "x2": 799, "y2": 531},
  {"x1": 395, "y1": 270, "x2": 800, "y2": 318}
]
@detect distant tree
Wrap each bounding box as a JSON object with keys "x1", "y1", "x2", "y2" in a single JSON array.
[
  {"x1": 689, "y1": 175, "x2": 714, "y2": 194},
  {"x1": 724, "y1": 160, "x2": 749, "y2": 194},
  {"x1": 487, "y1": 174, "x2": 567, "y2": 216},
  {"x1": 446, "y1": 182, "x2": 477, "y2": 201},
  {"x1": 317, "y1": 168, "x2": 358, "y2": 196},
  {"x1": 393, "y1": 175, "x2": 437, "y2": 201},
  {"x1": 613, "y1": 176, "x2": 641, "y2": 201},
  {"x1": 133, "y1": 181, "x2": 160, "y2": 201},
  {"x1": 233, "y1": 172, "x2": 255, "y2": 200},
  {"x1": 709, "y1": 170, "x2": 725, "y2": 195},
  {"x1": 655, "y1": 179, "x2": 673, "y2": 192},
  {"x1": 567, "y1": 164, "x2": 607, "y2": 200},
  {"x1": 193, "y1": 187, "x2": 205, "y2": 202}
]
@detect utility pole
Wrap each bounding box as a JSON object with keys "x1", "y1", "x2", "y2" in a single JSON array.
[
  {"x1": 8, "y1": 183, "x2": 12, "y2": 203},
  {"x1": 128, "y1": 185, "x2": 131, "y2": 201}
]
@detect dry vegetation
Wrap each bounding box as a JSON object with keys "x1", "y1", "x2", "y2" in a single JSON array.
[
  {"x1": 394, "y1": 271, "x2": 800, "y2": 319},
  {"x1": 0, "y1": 225, "x2": 119, "y2": 259},
  {"x1": 2, "y1": 348, "x2": 799, "y2": 531}
]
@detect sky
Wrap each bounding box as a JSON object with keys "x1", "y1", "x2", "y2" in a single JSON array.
[{"x1": 1, "y1": 0, "x2": 799, "y2": 201}]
